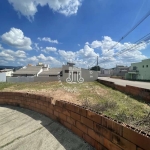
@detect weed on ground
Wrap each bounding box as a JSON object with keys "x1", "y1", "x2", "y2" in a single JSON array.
[{"x1": 1, "y1": 81, "x2": 150, "y2": 134}]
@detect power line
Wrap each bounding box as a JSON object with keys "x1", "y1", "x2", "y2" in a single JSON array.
[
  {"x1": 115, "y1": 33, "x2": 150, "y2": 57},
  {"x1": 98, "y1": 32, "x2": 150, "y2": 64},
  {"x1": 103, "y1": 9, "x2": 150, "y2": 54},
  {"x1": 89, "y1": 59, "x2": 97, "y2": 69},
  {"x1": 88, "y1": 9, "x2": 150, "y2": 68}
]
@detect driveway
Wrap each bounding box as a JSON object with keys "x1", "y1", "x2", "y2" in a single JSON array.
[
  {"x1": 0, "y1": 106, "x2": 94, "y2": 150},
  {"x1": 98, "y1": 77, "x2": 150, "y2": 89}
]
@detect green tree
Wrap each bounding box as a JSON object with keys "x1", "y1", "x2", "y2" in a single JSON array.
[{"x1": 90, "y1": 65, "x2": 100, "y2": 71}]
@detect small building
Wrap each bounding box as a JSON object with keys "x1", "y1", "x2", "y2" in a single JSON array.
[
  {"x1": 13, "y1": 66, "x2": 43, "y2": 77},
  {"x1": 113, "y1": 65, "x2": 129, "y2": 77},
  {"x1": 61, "y1": 62, "x2": 98, "y2": 82},
  {"x1": 0, "y1": 69, "x2": 13, "y2": 82},
  {"x1": 99, "y1": 68, "x2": 114, "y2": 77},
  {"x1": 125, "y1": 59, "x2": 150, "y2": 80},
  {"x1": 0, "y1": 69, "x2": 13, "y2": 76},
  {"x1": 8, "y1": 62, "x2": 98, "y2": 83}
]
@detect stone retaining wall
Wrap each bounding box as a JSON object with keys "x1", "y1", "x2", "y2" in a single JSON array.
[{"x1": 0, "y1": 92, "x2": 150, "y2": 150}]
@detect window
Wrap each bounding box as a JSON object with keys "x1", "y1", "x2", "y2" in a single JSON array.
[
  {"x1": 60, "y1": 71, "x2": 63, "y2": 76},
  {"x1": 146, "y1": 65, "x2": 148, "y2": 68},
  {"x1": 65, "y1": 70, "x2": 69, "y2": 73},
  {"x1": 133, "y1": 66, "x2": 137, "y2": 70},
  {"x1": 143, "y1": 65, "x2": 144, "y2": 68},
  {"x1": 73, "y1": 72, "x2": 77, "y2": 74}
]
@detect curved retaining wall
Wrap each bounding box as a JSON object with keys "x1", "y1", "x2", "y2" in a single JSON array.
[{"x1": 0, "y1": 92, "x2": 150, "y2": 150}]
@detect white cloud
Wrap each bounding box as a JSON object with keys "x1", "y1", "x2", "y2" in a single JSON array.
[
  {"x1": 0, "y1": 44, "x2": 61, "y2": 67},
  {"x1": 45, "y1": 36, "x2": 147, "y2": 68},
  {"x1": 85, "y1": 42, "x2": 89, "y2": 45},
  {"x1": 42, "y1": 47, "x2": 57, "y2": 53},
  {"x1": 90, "y1": 36, "x2": 148, "y2": 68},
  {"x1": 58, "y1": 50, "x2": 76, "y2": 61},
  {"x1": 1, "y1": 28, "x2": 32, "y2": 50},
  {"x1": 28, "y1": 56, "x2": 39, "y2": 62},
  {"x1": 91, "y1": 40, "x2": 102, "y2": 48},
  {"x1": 35, "y1": 53, "x2": 61, "y2": 67},
  {"x1": 38, "y1": 37, "x2": 59, "y2": 44},
  {"x1": 58, "y1": 45, "x2": 99, "y2": 68},
  {"x1": 0, "y1": 35, "x2": 148, "y2": 68},
  {"x1": 77, "y1": 45, "x2": 98, "y2": 58},
  {"x1": 8, "y1": 0, "x2": 82, "y2": 21},
  {"x1": 34, "y1": 43, "x2": 40, "y2": 51},
  {"x1": 0, "y1": 48, "x2": 27, "y2": 63}
]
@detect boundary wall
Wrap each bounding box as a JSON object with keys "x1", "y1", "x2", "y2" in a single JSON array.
[
  {"x1": 0, "y1": 92, "x2": 150, "y2": 150},
  {"x1": 97, "y1": 79, "x2": 150, "y2": 103},
  {"x1": 6, "y1": 76, "x2": 61, "y2": 83}
]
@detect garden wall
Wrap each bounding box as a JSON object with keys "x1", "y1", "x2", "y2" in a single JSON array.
[
  {"x1": 97, "y1": 79, "x2": 150, "y2": 103},
  {"x1": 6, "y1": 76, "x2": 62, "y2": 83},
  {"x1": 0, "y1": 92, "x2": 150, "y2": 150}
]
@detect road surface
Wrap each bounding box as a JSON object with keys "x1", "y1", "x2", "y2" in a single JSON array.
[
  {"x1": 0, "y1": 106, "x2": 94, "y2": 150},
  {"x1": 98, "y1": 77, "x2": 150, "y2": 89}
]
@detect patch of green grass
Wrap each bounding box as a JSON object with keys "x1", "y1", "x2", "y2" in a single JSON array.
[
  {"x1": 0, "y1": 82, "x2": 14, "y2": 90},
  {"x1": 9, "y1": 81, "x2": 61, "y2": 90}
]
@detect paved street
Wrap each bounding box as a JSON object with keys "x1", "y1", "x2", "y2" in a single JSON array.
[
  {"x1": 0, "y1": 106, "x2": 94, "y2": 150},
  {"x1": 98, "y1": 77, "x2": 150, "y2": 89}
]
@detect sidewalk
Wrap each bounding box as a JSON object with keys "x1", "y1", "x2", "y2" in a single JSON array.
[{"x1": 98, "y1": 77, "x2": 150, "y2": 89}]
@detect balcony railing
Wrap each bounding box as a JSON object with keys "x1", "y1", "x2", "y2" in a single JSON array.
[{"x1": 128, "y1": 70, "x2": 139, "y2": 74}]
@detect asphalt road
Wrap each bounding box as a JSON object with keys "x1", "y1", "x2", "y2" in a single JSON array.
[
  {"x1": 0, "y1": 106, "x2": 94, "y2": 150},
  {"x1": 98, "y1": 77, "x2": 150, "y2": 89}
]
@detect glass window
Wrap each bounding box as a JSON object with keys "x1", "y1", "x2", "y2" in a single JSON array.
[
  {"x1": 65, "y1": 70, "x2": 69, "y2": 73},
  {"x1": 146, "y1": 65, "x2": 148, "y2": 67},
  {"x1": 143, "y1": 65, "x2": 144, "y2": 68},
  {"x1": 133, "y1": 66, "x2": 137, "y2": 70}
]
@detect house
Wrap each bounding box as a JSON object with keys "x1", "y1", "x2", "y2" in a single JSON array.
[
  {"x1": 99, "y1": 68, "x2": 114, "y2": 77},
  {"x1": 12, "y1": 66, "x2": 43, "y2": 77},
  {"x1": 125, "y1": 59, "x2": 150, "y2": 80},
  {"x1": 0, "y1": 69, "x2": 13, "y2": 82},
  {"x1": 0, "y1": 69, "x2": 13, "y2": 76},
  {"x1": 113, "y1": 65, "x2": 129, "y2": 77},
  {"x1": 61, "y1": 62, "x2": 98, "y2": 82},
  {"x1": 38, "y1": 68, "x2": 62, "y2": 77},
  {"x1": 8, "y1": 62, "x2": 98, "y2": 82}
]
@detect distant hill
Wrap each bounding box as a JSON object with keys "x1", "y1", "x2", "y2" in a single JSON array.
[{"x1": 0, "y1": 66, "x2": 23, "y2": 71}]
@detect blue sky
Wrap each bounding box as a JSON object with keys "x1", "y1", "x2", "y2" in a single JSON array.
[{"x1": 0, "y1": 0, "x2": 150, "y2": 68}]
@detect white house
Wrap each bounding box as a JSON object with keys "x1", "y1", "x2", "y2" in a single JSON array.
[{"x1": 0, "y1": 69, "x2": 13, "y2": 82}]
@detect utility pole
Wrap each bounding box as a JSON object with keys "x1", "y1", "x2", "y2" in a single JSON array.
[{"x1": 97, "y1": 56, "x2": 98, "y2": 71}]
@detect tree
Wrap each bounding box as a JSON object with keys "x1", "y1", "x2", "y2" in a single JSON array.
[{"x1": 90, "y1": 65, "x2": 100, "y2": 71}]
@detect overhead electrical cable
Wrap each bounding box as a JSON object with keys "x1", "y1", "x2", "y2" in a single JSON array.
[
  {"x1": 101, "y1": 9, "x2": 150, "y2": 58},
  {"x1": 98, "y1": 33, "x2": 150, "y2": 64}
]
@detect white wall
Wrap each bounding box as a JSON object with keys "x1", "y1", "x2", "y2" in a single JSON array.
[
  {"x1": 61, "y1": 65, "x2": 98, "y2": 82},
  {"x1": 6, "y1": 71, "x2": 13, "y2": 76},
  {"x1": 104, "y1": 69, "x2": 112, "y2": 74},
  {"x1": 0, "y1": 72, "x2": 6, "y2": 82}
]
